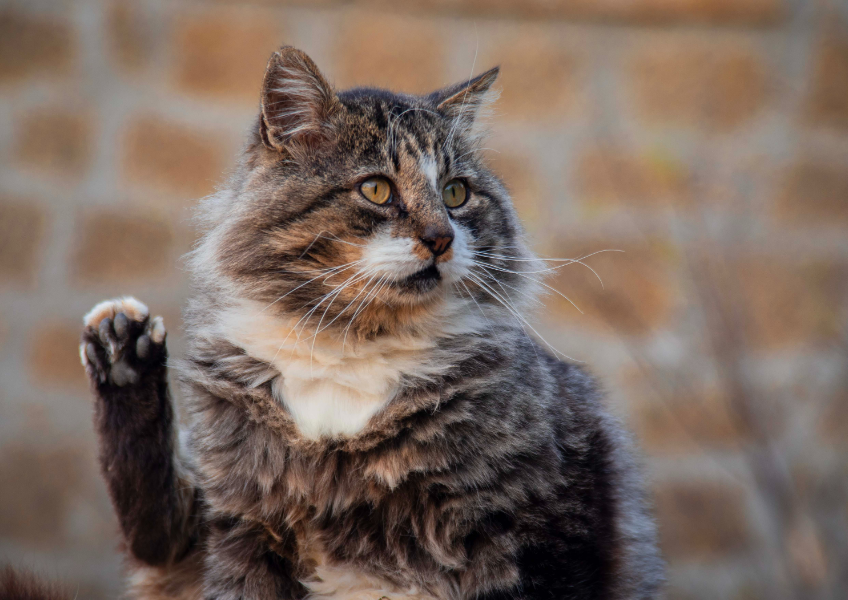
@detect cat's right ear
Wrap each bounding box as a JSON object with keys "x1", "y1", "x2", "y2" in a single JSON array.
[
  {"x1": 432, "y1": 66, "x2": 500, "y2": 134},
  {"x1": 259, "y1": 47, "x2": 340, "y2": 155}
]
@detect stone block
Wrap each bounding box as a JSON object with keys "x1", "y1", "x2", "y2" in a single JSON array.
[
  {"x1": 332, "y1": 12, "x2": 447, "y2": 94},
  {"x1": 575, "y1": 146, "x2": 690, "y2": 211},
  {"x1": 733, "y1": 258, "x2": 846, "y2": 349},
  {"x1": 122, "y1": 114, "x2": 230, "y2": 198},
  {"x1": 481, "y1": 26, "x2": 585, "y2": 123},
  {"x1": 107, "y1": 0, "x2": 156, "y2": 73},
  {"x1": 28, "y1": 321, "x2": 88, "y2": 391},
  {"x1": 0, "y1": 198, "x2": 46, "y2": 287},
  {"x1": 0, "y1": 9, "x2": 76, "y2": 83},
  {"x1": 71, "y1": 210, "x2": 173, "y2": 284},
  {"x1": 171, "y1": 9, "x2": 283, "y2": 103},
  {"x1": 14, "y1": 107, "x2": 93, "y2": 178},
  {"x1": 775, "y1": 162, "x2": 848, "y2": 226},
  {"x1": 0, "y1": 443, "x2": 87, "y2": 549},
  {"x1": 629, "y1": 38, "x2": 767, "y2": 130},
  {"x1": 805, "y1": 28, "x2": 848, "y2": 129}
]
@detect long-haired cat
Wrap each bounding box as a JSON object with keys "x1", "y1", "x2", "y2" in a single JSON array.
[{"x1": 77, "y1": 47, "x2": 663, "y2": 599}]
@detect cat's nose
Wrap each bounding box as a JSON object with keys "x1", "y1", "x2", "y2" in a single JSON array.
[{"x1": 420, "y1": 224, "x2": 454, "y2": 257}]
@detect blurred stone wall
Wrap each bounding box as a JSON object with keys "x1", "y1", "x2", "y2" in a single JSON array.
[{"x1": 1, "y1": 0, "x2": 847, "y2": 598}]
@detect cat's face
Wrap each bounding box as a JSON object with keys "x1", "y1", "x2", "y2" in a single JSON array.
[{"x1": 211, "y1": 48, "x2": 533, "y2": 339}]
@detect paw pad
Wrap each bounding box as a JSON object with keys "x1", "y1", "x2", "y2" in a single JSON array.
[{"x1": 80, "y1": 297, "x2": 167, "y2": 387}]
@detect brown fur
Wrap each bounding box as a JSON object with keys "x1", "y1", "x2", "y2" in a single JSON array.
[
  {"x1": 80, "y1": 46, "x2": 663, "y2": 599},
  {"x1": 127, "y1": 553, "x2": 206, "y2": 600},
  {"x1": 0, "y1": 567, "x2": 68, "y2": 600}
]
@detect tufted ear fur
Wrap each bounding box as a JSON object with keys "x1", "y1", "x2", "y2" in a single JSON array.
[
  {"x1": 432, "y1": 66, "x2": 500, "y2": 134},
  {"x1": 260, "y1": 46, "x2": 340, "y2": 155}
]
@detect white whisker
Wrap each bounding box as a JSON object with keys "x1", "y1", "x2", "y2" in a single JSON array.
[
  {"x1": 466, "y1": 272, "x2": 580, "y2": 363},
  {"x1": 474, "y1": 263, "x2": 543, "y2": 308},
  {"x1": 474, "y1": 248, "x2": 623, "y2": 289},
  {"x1": 268, "y1": 267, "x2": 372, "y2": 364},
  {"x1": 471, "y1": 260, "x2": 582, "y2": 314},
  {"x1": 342, "y1": 274, "x2": 388, "y2": 350},
  {"x1": 457, "y1": 280, "x2": 493, "y2": 329},
  {"x1": 258, "y1": 260, "x2": 363, "y2": 314},
  {"x1": 307, "y1": 267, "x2": 378, "y2": 374}
]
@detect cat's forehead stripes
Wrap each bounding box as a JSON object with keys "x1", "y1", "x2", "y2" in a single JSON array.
[{"x1": 336, "y1": 94, "x2": 468, "y2": 191}]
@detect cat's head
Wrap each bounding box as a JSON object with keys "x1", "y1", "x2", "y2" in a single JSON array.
[{"x1": 197, "y1": 47, "x2": 538, "y2": 340}]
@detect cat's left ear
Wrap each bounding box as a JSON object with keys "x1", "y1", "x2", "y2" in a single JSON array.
[
  {"x1": 432, "y1": 66, "x2": 500, "y2": 132},
  {"x1": 260, "y1": 46, "x2": 341, "y2": 155}
]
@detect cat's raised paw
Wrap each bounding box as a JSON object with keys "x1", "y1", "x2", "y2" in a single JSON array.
[{"x1": 80, "y1": 297, "x2": 166, "y2": 387}]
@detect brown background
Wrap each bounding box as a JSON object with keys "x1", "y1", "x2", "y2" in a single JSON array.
[{"x1": 1, "y1": 0, "x2": 847, "y2": 598}]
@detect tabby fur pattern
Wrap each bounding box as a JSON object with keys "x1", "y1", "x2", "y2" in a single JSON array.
[{"x1": 80, "y1": 46, "x2": 663, "y2": 599}]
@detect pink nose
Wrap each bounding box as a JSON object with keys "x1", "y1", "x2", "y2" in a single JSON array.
[{"x1": 420, "y1": 225, "x2": 454, "y2": 257}]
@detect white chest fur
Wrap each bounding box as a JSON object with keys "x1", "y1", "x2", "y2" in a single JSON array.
[
  {"x1": 215, "y1": 298, "x2": 477, "y2": 440},
  {"x1": 270, "y1": 336, "x2": 415, "y2": 440}
]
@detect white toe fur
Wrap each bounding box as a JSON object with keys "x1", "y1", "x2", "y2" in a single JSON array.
[
  {"x1": 148, "y1": 316, "x2": 166, "y2": 343},
  {"x1": 79, "y1": 342, "x2": 90, "y2": 368},
  {"x1": 84, "y1": 297, "x2": 149, "y2": 328}
]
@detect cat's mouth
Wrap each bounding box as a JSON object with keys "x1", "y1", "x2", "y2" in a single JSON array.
[{"x1": 396, "y1": 263, "x2": 441, "y2": 293}]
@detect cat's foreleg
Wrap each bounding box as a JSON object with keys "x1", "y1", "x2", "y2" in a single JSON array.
[{"x1": 81, "y1": 297, "x2": 198, "y2": 566}]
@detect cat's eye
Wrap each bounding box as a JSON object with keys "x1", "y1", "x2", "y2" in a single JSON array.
[
  {"x1": 442, "y1": 179, "x2": 467, "y2": 208},
  {"x1": 360, "y1": 177, "x2": 392, "y2": 205}
]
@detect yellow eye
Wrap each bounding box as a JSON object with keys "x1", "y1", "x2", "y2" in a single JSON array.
[
  {"x1": 360, "y1": 177, "x2": 392, "y2": 205},
  {"x1": 442, "y1": 179, "x2": 467, "y2": 208}
]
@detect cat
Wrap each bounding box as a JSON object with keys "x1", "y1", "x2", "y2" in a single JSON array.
[{"x1": 78, "y1": 46, "x2": 664, "y2": 599}]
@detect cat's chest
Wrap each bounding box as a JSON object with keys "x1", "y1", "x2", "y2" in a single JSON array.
[
  {"x1": 272, "y1": 347, "x2": 402, "y2": 439},
  {"x1": 216, "y1": 299, "x2": 444, "y2": 440}
]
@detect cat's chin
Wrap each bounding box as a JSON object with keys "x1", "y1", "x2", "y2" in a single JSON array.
[{"x1": 392, "y1": 264, "x2": 442, "y2": 296}]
